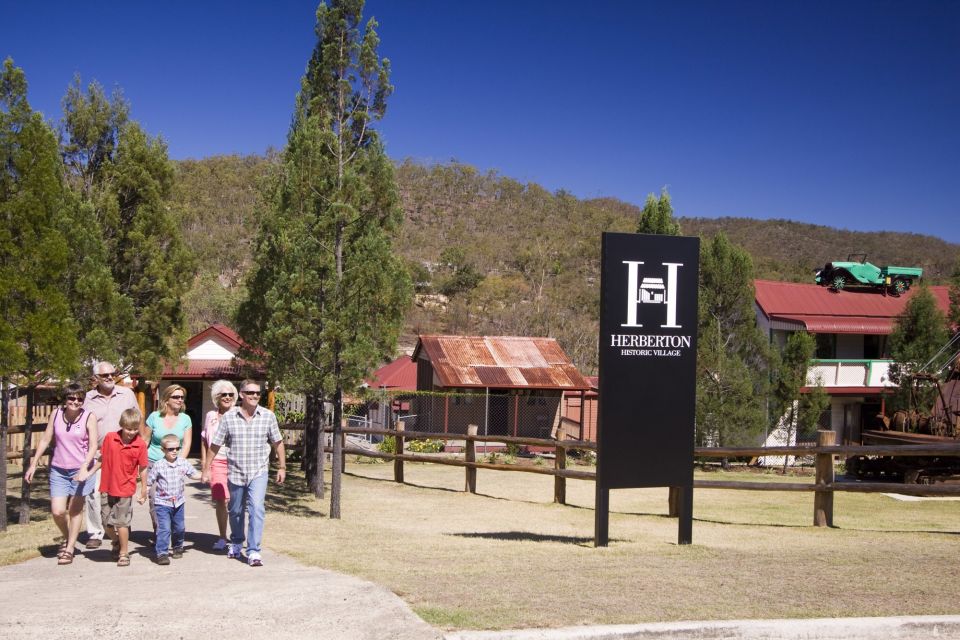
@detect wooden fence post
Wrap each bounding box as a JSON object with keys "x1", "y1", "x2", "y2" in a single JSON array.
[
  {"x1": 394, "y1": 421, "x2": 404, "y2": 483},
  {"x1": 554, "y1": 444, "x2": 566, "y2": 504},
  {"x1": 465, "y1": 424, "x2": 477, "y2": 493},
  {"x1": 814, "y1": 429, "x2": 836, "y2": 527}
]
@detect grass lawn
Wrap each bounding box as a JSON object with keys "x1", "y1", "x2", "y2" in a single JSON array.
[
  {"x1": 5, "y1": 458, "x2": 959, "y2": 631},
  {"x1": 264, "y1": 459, "x2": 960, "y2": 630}
]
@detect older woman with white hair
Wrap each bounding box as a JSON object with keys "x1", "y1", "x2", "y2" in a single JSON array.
[{"x1": 201, "y1": 379, "x2": 238, "y2": 550}]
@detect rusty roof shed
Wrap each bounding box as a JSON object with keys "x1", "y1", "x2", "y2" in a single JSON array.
[{"x1": 412, "y1": 335, "x2": 590, "y2": 391}]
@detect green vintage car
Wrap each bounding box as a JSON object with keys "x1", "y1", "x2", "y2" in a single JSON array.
[{"x1": 815, "y1": 254, "x2": 922, "y2": 295}]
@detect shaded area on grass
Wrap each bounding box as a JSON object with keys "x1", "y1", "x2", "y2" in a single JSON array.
[
  {"x1": 449, "y1": 530, "x2": 599, "y2": 545},
  {"x1": 264, "y1": 463, "x2": 325, "y2": 518}
]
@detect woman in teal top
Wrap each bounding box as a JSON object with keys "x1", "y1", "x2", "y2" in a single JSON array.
[
  {"x1": 143, "y1": 384, "x2": 192, "y2": 534},
  {"x1": 143, "y1": 384, "x2": 193, "y2": 463}
]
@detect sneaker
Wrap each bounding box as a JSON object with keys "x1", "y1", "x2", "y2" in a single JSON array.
[
  {"x1": 156, "y1": 555, "x2": 170, "y2": 566},
  {"x1": 84, "y1": 537, "x2": 103, "y2": 549},
  {"x1": 247, "y1": 552, "x2": 263, "y2": 567},
  {"x1": 226, "y1": 543, "x2": 241, "y2": 559},
  {"x1": 171, "y1": 548, "x2": 183, "y2": 559},
  {"x1": 212, "y1": 538, "x2": 227, "y2": 551}
]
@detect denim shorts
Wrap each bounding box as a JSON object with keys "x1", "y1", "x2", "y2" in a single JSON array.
[{"x1": 49, "y1": 466, "x2": 97, "y2": 499}]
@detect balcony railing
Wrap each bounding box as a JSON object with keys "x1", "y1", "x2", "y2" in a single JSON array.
[{"x1": 807, "y1": 359, "x2": 893, "y2": 388}]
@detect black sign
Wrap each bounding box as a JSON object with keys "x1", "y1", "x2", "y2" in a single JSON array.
[{"x1": 595, "y1": 232, "x2": 699, "y2": 544}]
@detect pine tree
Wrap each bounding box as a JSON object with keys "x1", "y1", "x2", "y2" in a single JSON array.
[
  {"x1": 0, "y1": 59, "x2": 81, "y2": 530},
  {"x1": 770, "y1": 331, "x2": 827, "y2": 468},
  {"x1": 239, "y1": 0, "x2": 411, "y2": 516},
  {"x1": 59, "y1": 78, "x2": 192, "y2": 375},
  {"x1": 696, "y1": 232, "x2": 771, "y2": 448},
  {"x1": 888, "y1": 284, "x2": 949, "y2": 411},
  {"x1": 636, "y1": 188, "x2": 681, "y2": 236}
]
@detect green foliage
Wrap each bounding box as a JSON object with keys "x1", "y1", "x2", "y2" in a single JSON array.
[
  {"x1": 437, "y1": 246, "x2": 484, "y2": 296},
  {"x1": 407, "y1": 438, "x2": 443, "y2": 453},
  {"x1": 771, "y1": 331, "x2": 816, "y2": 429},
  {"x1": 696, "y1": 232, "x2": 772, "y2": 446},
  {"x1": 636, "y1": 188, "x2": 681, "y2": 236},
  {"x1": 0, "y1": 58, "x2": 81, "y2": 381},
  {"x1": 239, "y1": 2, "x2": 411, "y2": 502},
  {"x1": 377, "y1": 435, "x2": 396, "y2": 453},
  {"x1": 59, "y1": 76, "x2": 193, "y2": 375},
  {"x1": 888, "y1": 284, "x2": 949, "y2": 410}
]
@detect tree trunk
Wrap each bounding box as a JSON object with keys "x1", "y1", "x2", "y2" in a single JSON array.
[
  {"x1": 18, "y1": 385, "x2": 35, "y2": 524},
  {"x1": 314, "y1": 393, "x2": 325, "y2": 499},
  {"x1": 304, "y1": 391, "x2": 326, "y2": 498},
  {"x1": 330, "y1": 384, "x2": 343, "y2": 519},
  {"x1": 0, "y1": 378, "x2": 9, "y2": 531},
  {"x1": 301, "y1": 391, "x2": 314, "y2": 473}
]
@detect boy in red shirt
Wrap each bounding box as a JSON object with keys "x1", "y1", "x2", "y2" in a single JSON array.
[{"x1": 87, "y1": 408, "x2": 148, "y2": 566}]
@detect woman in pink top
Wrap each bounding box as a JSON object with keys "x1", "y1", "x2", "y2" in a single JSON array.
[
  {"x1": 201, "y1": 379, "x2": 237, "y2": 550},
  {"x1": 25, "y1": 381, "x2": 99, "y2": 565}
]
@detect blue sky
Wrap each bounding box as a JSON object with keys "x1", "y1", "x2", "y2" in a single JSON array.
[{"x1": 3, "y1": 1, "x2": 958, "y2": 242}]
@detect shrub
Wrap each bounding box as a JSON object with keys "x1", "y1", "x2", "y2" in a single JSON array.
[{"x1": 408, "y1": 438, "x2": 444, "y2": 453}]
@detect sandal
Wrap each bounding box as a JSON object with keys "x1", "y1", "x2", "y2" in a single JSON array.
[
  {"x1": 117, "y1": 553, "x2": 130, "y2": 567},
  {"x1": 111, "y1": 540, "x2": 121, "y2": 561},
  {"x1": 57, "y1": 551, "x2": 74, "y2": 565}
]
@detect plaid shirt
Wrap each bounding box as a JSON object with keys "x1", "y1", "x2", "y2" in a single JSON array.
[
  {"x1": 212, "y1": 405, "x2": 282, "y2": 485},
  {"x1": 148, "y1": 457, "x2": 199, "y2": 508}
]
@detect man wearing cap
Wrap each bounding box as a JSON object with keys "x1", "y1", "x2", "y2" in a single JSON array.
[{"x1": 82, "y1": 361, "x2": 140, "y2": 549}]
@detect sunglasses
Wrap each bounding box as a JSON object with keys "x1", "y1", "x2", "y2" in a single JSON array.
[
  {"x1": 164, "y1": 447, "x2": 181, "y2": 452},
  {"x1": 218, "y1": 393, "x2": 236, "y2": 399},
  {"x1": 242, "y1": 390, "x2": 261, "y2": 396},
  {"x1": 95, "y1": 372, "x2": 116, "y2": 379},
  {"x1": 65, "y1": 396, "x2": 83, "y2": 403},
  {"x1": 169, "y1": 394, "x2": 185, "y2": 400}
]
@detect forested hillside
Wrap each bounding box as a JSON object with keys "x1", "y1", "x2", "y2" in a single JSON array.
[{"x1": 172, "y1": 154, "x2": 959, "y2": 374}]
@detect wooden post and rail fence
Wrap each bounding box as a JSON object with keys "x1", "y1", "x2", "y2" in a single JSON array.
[
  {"x1": 9, "y1": 416, "x2": 960, "y2": 527},
  {"x1": 306, "y1": 423, "x2": 960, "y2": 527}
]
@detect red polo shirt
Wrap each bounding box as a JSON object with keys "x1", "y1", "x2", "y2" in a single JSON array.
[{"x1": 99, "y1": 432, "x2": 148, "y2": 497}]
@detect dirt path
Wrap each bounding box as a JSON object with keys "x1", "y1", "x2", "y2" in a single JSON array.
[{"x1": 0, "y1": 475, "x2": 440, "y2": 640}]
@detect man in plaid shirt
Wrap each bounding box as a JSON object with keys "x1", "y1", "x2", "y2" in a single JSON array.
[{"x1": 202, "y1": 379, "x2": 285, "y2": 567}]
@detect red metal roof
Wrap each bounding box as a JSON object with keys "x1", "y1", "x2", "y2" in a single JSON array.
[
  {"x1": 366, "y1": 357, "x2": 417, "y2": 391},
  {"x1": 161, "y1": 359, "x2": 264, "y2": 380},
  {"x1": 755, "y1": 280, "x2": 951, "y2": 335},
  {"x1": 413, "y1": 335, "x2": 591, "y2": 390},
  {"x1": 187, "y1": 323, "x2": 246, "y2": 351}
]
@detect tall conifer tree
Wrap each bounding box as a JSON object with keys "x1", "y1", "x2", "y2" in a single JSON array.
[
  {"x1": 636, "y1": 188, "x2": 681, "y2": 236},
  {"x1": 239, "y1": 0, "x2": 411, "y2": 515},
  {"x1": 0, "y1": 59, "x2": 81, "y2": 530},
  {"x1": 59, "y1": 78, "x2": 192, "y2": 375},
  {"x1": 696, "y1": 232, "x2": 771, "y2": 448}
]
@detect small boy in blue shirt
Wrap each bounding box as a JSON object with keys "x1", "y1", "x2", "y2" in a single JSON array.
[{"x1": 148, "y1": 434, "x2": 200, "y2": 565}]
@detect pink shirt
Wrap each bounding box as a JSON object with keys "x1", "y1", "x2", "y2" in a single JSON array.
[
  {"x1": 51, "y1": 408, "x2": 92, "y2": 470},
  {"x1": 202, "y1": 410, "x2": 229, "y2": 460},
  {"x1": 84, "y1": 385, "x2": 140, "y2": 444}
]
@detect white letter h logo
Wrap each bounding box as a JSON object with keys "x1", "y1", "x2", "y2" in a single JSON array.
[{"x1": 621, "y1": 261, "x2": 682, "y2": 328}]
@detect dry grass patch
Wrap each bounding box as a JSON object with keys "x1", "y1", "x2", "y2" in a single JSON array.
[
  {"x1": 265, "y1": 461, "x2": 960, "y2": 631},
  {"x1": 1, "y1": 464, "x2": 62, "y2": 566}
]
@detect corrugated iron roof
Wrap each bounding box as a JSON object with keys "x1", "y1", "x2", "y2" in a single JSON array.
[
  {"x1": 755, "y1": 280, "x2": 950, "y2": 335},
  {"x1": 161, "y1": 359, "x2": 263, "y2": 379},
  {"x1": 366, "y1": 357, "x2": 417, "y2": 391},
  {"x1": 187, "y1": 324, "x2": 246, "y2": 351},
  {"x1": 414, "y1": 335, "x2": 591, "y2": 390}
]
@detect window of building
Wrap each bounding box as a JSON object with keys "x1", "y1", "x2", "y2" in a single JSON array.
[{"x1": 815, "y1": 333, "x2": 836, "y2": 359}]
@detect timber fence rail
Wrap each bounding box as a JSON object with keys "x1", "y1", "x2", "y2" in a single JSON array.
[{"x1": 279, "y1": 424, "x2": 960, "y2": 527}]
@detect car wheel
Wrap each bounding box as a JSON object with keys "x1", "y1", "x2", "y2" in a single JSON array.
[
  {"x1": 890, "y1": 278, "x2": 908, "y2": 296},
  {"x1": 831, "y1": 273, "x2": 846, "y2": 290}
]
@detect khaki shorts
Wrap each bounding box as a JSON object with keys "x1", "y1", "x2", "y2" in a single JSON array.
[{"x1": 101, "y1": 494, "x2": 134, "y2": 528}]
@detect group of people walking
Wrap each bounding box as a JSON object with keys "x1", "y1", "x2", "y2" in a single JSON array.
[{"x1": 24, "y1": 362, "x2": 286, "y2": 567}]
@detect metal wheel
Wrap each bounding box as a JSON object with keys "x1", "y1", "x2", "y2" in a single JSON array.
[
  {"x1": 831, "y1": 273, "x2": 847, "y2": 290},
  {"x1": 890, "y1": 278, "x2": 908, "y2": 296}
]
